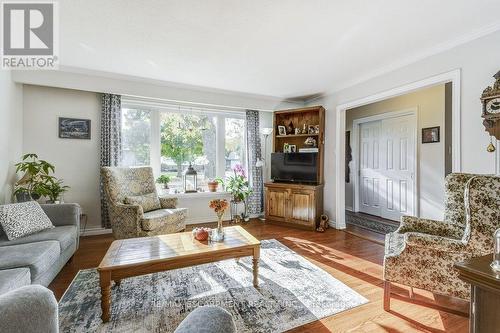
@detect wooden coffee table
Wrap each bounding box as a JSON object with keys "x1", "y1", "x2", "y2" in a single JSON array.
[{"x1": 97, "y1": 225, "x2": 261, "y2": 322}]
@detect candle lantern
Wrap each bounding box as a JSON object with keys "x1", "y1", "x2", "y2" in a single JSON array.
[
  {"x1": 183, "y1": 163, "x2": 198, "y2": 193},
  {"x1": 491, "y1": 228, "x2": 500, "y2": 272}
]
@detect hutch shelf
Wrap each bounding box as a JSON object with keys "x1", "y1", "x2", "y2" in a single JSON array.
[{"x1": 264, "y1": 106, "x2": 325, "y2": 231}]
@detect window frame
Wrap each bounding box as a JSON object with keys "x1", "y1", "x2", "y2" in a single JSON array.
[{"x1": 121, "y1": 100, "x2": 248, "y2": 191}]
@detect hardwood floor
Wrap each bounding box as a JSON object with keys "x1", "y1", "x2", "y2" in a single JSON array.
[{"x1": 49, "y1": 220, "x2": 469, "y2": 332}]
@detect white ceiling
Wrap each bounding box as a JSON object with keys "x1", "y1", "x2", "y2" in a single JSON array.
[{"x1": 60, "y1": 0, "x2": 500, "y2": 99}]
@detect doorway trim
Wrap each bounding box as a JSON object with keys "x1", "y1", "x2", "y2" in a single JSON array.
[
  {"x1": 335, "y1": 69, "x2": 461, "y2": 229},
  {"x1": 351, "y1": 108, "x2": 418, "y2": 219}
]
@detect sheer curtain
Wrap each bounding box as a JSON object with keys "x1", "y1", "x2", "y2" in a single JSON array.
[
  {"x1": 246, "y1": 110, "x2": 262, "y2": 216},
  {"x1": 100, "y1": 93, "x2": 122, "y2": 228}
]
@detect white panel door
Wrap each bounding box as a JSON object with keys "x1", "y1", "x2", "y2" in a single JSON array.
[
  {"x1": 358, "y1": 121, "x2": 382, "y2": 216},
  {"x1": 379, "y1": 115, "x2": 416, "y2": 221}
]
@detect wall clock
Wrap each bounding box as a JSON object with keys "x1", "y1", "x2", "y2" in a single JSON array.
[{"x1": 481, "y1": 70, "x2": 500, "y2": 149}]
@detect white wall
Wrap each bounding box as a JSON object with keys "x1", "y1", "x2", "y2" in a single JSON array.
[
  {"x1": 0, "y1": 71, "x2": 23, "y2": 204},
  {"x1": 22, "y1": 85, "x2": 102, "y2": 230},
  {"x1": 309, "y1": 30, "x2": 500, "y2": 225},
  {"x1": 12, "y1": 67, "x2": 301, "y2": 111},
  {"x1": 345, "y1": 84, "x2": 446, "y2": 220}
]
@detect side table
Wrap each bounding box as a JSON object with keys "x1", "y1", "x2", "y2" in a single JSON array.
[{"x1": 454, "y1": 254, "x2": 500, "y2": 333}]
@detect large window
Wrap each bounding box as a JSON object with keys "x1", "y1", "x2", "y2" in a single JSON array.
[
  {"x1": 159, "y1": 112, "x2": 217, "y2": 191},
  {"x1": 122, "y1": 108, "x2": 151, "y2": 166},
  {"x1": 121, "y1": 103, "x2": 247, "y2": 193}
]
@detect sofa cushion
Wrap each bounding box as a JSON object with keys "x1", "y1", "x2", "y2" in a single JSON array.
[
  {"x1": 124, "y1": 192, "x2": 161, "y2": 213},
  {"x1": 0, "y1": 268, "x2": 31, "y2": 295},
  {"x1": 0, "y1": 201, "x2": 54, "y2": 240},
  {"x1": 141, "y1": 208, "x2": 185, "y2": 231},
  {"x1": 0, "y1": 241, "x2": 60, "y2": 282},
  {"x1": 0, "y1": 225, "x2": 77, "y2": 252}
]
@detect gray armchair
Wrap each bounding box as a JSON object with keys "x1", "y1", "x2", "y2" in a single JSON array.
[
  {"x1": 0, "y1": 285, "x2": 58, "y2": 333},
  {"x1": 101, "y1": 167, "x2": 187, "y2": 239}
]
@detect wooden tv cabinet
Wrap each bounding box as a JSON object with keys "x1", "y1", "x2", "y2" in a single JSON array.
[{"x1": 264, "y1": 182, "x2": 323, "y2": 231}]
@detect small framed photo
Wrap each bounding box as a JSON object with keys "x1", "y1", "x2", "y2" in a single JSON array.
[
  {"x1": 277, "y1": 125, "x2": 287, "y2": 136},
  {"x1": 283, "y1": 143, "x2": 290, "y2": 153},
  {"x1": 289, "y1": 145, "x2": 297, "y2": 153},
  {"x1": 58, "y1": 117, "x2": 91, "y2": 139},
  {"x1": 422, "y1": 126, "x2": 440, "y2": 144},
  {"x1": 308, "y1": 125, "x2": 316, "y2": 134}
]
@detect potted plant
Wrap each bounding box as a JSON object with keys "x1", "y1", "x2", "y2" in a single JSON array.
[
  {"x1": 156, "y1": 175, "x2": 171, "y2": 189},
  {"x1": 207, "y1": 179, "x2": 219, "y2": 192},
  {"x1": 39, "y1": 176, "x2": 70, "y2": 204},
  {"x1": 216, "y1": 164, "x2": 252, "y2": 222},
  {"x1": 13, "y1": 153, "x2": 56, "y2": 202}
]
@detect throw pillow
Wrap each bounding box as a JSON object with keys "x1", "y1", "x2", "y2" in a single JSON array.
[
  {"x1": 124, "y1": 193, "x2": 161, "y2": 213},
  {"x1": 0, "y1": 201, "x2": 54, "y2": 240}
]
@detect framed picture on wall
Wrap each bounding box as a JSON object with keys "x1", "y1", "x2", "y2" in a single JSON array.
[
  {"x1": 58, "y1": 117, "x2": 91, "y2": 139},
  {"x1": 422, "y1": 126, "x2": 440, "y2": 144}
]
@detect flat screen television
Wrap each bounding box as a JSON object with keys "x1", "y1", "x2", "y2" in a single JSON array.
[{"x1": 271, "y1": 153, "x2": 318, "y2": 184}]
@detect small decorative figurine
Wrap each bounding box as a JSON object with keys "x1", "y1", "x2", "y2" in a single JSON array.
[
  {"x1": 302, "y1": 124, "x2": 307, "y2": 134},
  {"x1": 287, "y1": 121, "x2": 294, "y2": 134},
  {"x1": 316, "y1": 214, "x2": 330, "y2": 232},
  {"x1": 304, "y1": 136, "x2": 317, "y2": 147}
]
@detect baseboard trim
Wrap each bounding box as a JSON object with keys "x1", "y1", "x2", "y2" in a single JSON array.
[
  {"x1": 186, "y1": 216, "x2": 218, "y2": 225},
  {"x1": 80, "y1": 227, "x2": 112, "y2": 236}
]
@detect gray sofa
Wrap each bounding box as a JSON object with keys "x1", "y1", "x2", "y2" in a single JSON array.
[
  {"x1": 0, "y1": 203, "x2": 80, "y2": 294},
  {"x1": 0, "y1": 285, "x2": 236, "y2": 333}
]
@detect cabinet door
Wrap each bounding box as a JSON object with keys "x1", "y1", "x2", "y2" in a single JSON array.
[
  {"x1": 266, "y1": 187, "x2": 288, "y2": 221},
  {"x1": 288, "y1": 190, "x2": 315, "y2": 226}
]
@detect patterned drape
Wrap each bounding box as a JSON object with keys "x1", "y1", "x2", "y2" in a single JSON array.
[
  {"x1": 246, "y1": 110, "x2": 263, "y2": 215},
  {"x1": 100, "y1": 94, "x2": 122, "y2": 228}
]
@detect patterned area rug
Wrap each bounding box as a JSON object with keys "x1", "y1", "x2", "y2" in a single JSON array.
[
  {"x1": 346, "y1": 211, "x2": 399, "y2": 234},
  {"x1": 59, "y1": 239, "x2": 367, "y2": 333}
]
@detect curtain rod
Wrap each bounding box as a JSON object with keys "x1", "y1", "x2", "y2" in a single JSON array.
[{"x1": 121, "y1": 95, "x2": 255, "y2": 115}]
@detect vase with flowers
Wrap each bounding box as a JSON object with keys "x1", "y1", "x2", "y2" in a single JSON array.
[
  {"x1": 216, "y1": 164, "x2": 252, "y2": 222},
  {"x1": 209, "y1": 198, "x2": 229, "y2": 242}
]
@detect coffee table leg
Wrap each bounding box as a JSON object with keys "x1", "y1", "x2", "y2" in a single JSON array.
[
  {"x1": 253, "y1": 247, "x2": 260, "y2": 288},
  {"x1": 99, "y1": 270, "x2": 111, "y2": 322}
]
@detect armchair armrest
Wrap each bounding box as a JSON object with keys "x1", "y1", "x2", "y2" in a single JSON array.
[
  {"x1": 0, "y1": 285, "x2": 58, "y2": 333},
  {"x1": 159, "y1": 197, "x2": 178, "y2": 209},
  {"x1": 405, "y1": 232, "x2": 467, "y2": 253},
  {"x1": 109, "y1": 203, "x2": 144, "y2": 239},
  {"x1": 397, "y1": 216, "x2": 464, "y2": 238}
]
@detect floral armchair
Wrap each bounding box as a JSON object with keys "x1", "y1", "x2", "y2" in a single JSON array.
[
  {"x1": 101, "y1": 167, "x2": 187, "y2": 239},
  {"x1": 383, "y1": 173, "x2": 500, "y2": 310}
]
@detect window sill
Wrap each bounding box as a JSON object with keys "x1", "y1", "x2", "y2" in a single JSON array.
[{"x1": 158, "y1": 190, "x2": 232, "y2": 199}]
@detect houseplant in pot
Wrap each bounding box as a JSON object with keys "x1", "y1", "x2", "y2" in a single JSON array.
[
  {"x1": 216, "y1": 164, "x2": 252, "y2": 222},
  {"x1": 13, "y1": 153, "x2": 56, "y2": 202},
  {"x1": 156, "y1": 175, "x2": 171, "y2": 189},
  {"x1": 207, "y1": 179, "x2": 219, "y2": 192},
  {"x1": 39, "y1": 176, "x2": 70, "y2": 204}
]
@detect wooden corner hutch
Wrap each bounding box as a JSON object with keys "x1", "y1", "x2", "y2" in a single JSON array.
[{"x1": 264, "y1": 106, "x2": 325, "y2": 231}]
